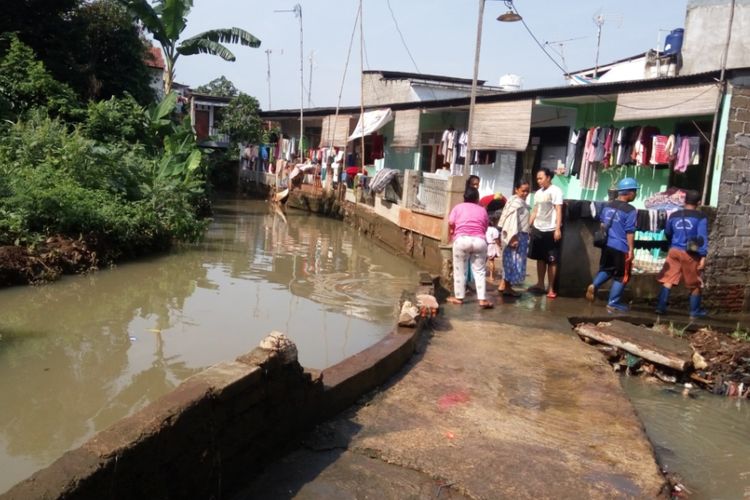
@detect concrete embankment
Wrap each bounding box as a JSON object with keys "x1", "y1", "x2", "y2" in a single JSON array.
[
  {"x1": 1, "y1": 311, "x2": 431, "y2": 500},
  {"x1": 238, "y1": 299, "x2": 667, "y2": 499}
]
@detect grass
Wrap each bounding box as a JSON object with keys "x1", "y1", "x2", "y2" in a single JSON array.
[{"x1": 730, "y1": 322, "x2": 750, "y2": 342}]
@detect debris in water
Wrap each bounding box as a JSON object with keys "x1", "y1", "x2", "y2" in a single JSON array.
[{"x1": 147, "y1": 328, "x2": 161, "y2": 334}]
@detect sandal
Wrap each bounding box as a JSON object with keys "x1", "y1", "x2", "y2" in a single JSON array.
[
  {"x1": 503, "y1": 289, "x2": 521, "y2": 297},
  {"x1": 546, "y1": 290, "x2": 557, "y2": 299},
  {"x1": 527, "y1": 285, "x2": 546, "y2": 294},
  {"x1": 446, "y1": 297, "x2": 464, "y2": 305},
  {"x1": 479, "y1": 301, "x2": 494, "y2": 309}
]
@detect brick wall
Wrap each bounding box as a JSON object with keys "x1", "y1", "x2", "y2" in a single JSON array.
[{"x1": 705, "y1": 82, "x2": 750, "y2": 312}]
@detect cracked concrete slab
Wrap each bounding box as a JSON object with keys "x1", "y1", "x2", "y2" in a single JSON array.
[{"x1": 237, "y1": 304, "x2": 665, "y2": 499}]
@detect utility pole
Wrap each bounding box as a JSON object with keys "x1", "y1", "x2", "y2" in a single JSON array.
[
  {"x1": 265, "y1": 49, "x2": 272, "y2": 110},
  {"x1": 464, "y1": 0, "x2": 485, "y2": 174},
  {"x1": 308, "y1": 50, "x2": 315, "y2": 108},
  {"x1": 593, "y1": 14, "x2": 604, "y2": 79},
  {"x1": 275, "y1": 4, "x2": 304, "y2": 156}
]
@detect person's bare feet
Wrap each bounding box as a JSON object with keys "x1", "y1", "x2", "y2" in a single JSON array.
[
  {"x1": 446, "y1": 297, "x2": 464, "y2": 305},
  {"x1": 479, "y1": 300, "x2": 494, "y2": 309}
]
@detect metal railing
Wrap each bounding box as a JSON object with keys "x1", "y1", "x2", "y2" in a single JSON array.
[{"x1": 209, "y1": 127, "x2": 230, "y2": 143}]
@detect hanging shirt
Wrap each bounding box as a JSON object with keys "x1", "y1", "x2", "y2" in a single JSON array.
[
  {"x1": 650, "y1": 135, "x2": 671, "y2": 165},
  {"x1": 598, "y1": 199, "x2": 636, "y2": 254}
]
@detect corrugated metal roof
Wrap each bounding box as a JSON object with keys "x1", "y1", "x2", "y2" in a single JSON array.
[{"x1": 260, "y1": 69, "x2": 733, "y2": 119}]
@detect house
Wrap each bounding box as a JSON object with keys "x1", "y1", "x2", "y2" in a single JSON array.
[
  {"x1": 189, "y1": 92, "x2": 231, "y2": 147},
  {"x1": 144, "y1": 46, "x2": 166, "y2": 101},
  {"x1": 362, "y1": 70, "x2": 504, "y2": 107}
]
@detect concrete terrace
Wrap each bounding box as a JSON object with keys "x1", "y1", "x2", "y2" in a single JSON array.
[{"x1": 236, "y1": 293, "x2": 667, "y2": 499}]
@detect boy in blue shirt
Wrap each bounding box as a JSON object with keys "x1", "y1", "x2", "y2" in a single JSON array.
[
  {"x1": 586, "y1": 177, "x2": 638, "y2": 312},
  {"x1": 655, "y1": 189, "x2": 709, "y2": 319}
]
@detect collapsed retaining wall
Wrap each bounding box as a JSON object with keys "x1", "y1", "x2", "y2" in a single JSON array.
[{"x1": 2, "y1": 316, "x2": 430, "y2": 499}]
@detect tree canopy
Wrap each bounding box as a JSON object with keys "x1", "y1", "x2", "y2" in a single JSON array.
[
  {"x1": 1, "y1": 0, "x2": 154, "y2": 104},
  {"x1": 219, "y1": 93, "x2": 263, "y2": 146},
  {"x1": 195, "y1": 76, "x2": 239, "y2": 97}
]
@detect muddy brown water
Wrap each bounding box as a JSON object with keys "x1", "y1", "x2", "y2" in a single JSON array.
[
  {"x1": 621, "y1": 376, "x2": 750, "y2": 499},
  {"x1": 0, "y1": 198, "x2": 421, "y2": 494}
]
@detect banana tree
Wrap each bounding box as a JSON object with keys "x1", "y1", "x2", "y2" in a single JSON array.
[{"x1": 118, "y1": 0, "x2": 261, "y2": 94}]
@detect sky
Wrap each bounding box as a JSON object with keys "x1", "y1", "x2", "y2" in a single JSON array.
[{"x1": 175, "y1": 0, "x2": 688, "y2": 111}]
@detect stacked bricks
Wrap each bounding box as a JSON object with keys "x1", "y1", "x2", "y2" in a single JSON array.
[{"x1": 705, "y1": 82, "x2": 750, "y2": 312}]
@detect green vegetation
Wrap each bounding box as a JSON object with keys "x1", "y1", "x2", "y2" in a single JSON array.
[
  {"x1": 195, "y1": 76, "x2": 239, "y2": 97},
  {"x1": 0, "y1": 37, "x2": 208, "y2": 264},
  {"x1": 117, "y1": 0, "x2": 261, "y2": 94},
  {"x1": 1, "y1": 0, "x2": 154, "y2": 104},
  {"x1": 730, "y1": 323, "x2": 750, "y2": 342}
]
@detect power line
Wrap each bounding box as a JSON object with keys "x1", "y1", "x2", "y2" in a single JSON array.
[
  {"x1": 385, "y1": 0, "x2": 437, "y2": 100},
  {"x1": 386, "y1": 0, "x2": 422, "y2": 74},
  {"x1": 511, "y1": 4, "x2": 568, "y2": 76}
]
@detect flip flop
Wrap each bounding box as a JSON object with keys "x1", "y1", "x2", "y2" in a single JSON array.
[
  {"x1": 479, "y1": 301, "x2": 494, "y2": 309},
  {"x1": 546, "y1": 290, "x2": 557, "y2": 299},
  {"x1": 503, "y1": 289, "x2": 521, "y2": 297},
  {"x1": 446, "y1": 297, "x2": 464, "y2": 305},
  {"x1": 527, "y1": 285, "x2": 546, "y2": 294}
]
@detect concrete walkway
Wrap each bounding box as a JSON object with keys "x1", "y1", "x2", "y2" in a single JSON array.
[{"x1": 237, "y1": 293, "x2": 666, "y2": 499}]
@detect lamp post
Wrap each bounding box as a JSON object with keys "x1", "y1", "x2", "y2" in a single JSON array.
[{"x1": 464, "y1": 0, "x2": 521, "y2": 174}]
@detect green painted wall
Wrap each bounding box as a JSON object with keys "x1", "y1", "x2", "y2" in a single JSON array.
[
  {"x1": 710, "y1": 91, "x2": 732, "y2": 205},
  {"x1": 550, "y1": 101, "x2": 715, "y2": 209}
]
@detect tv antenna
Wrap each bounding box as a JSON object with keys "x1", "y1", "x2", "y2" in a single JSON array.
[
  {"x1": 592, "y1": 10, "x2": 623, "y2": 78},
  {"x1": 543, "y1": 36, "x2": 589, "y2": 72},
  {"x1": 264, "y1": 49, "x2": 284, "y2": 110}
]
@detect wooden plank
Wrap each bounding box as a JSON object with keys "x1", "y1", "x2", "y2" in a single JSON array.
[{"x1": 575, "y1": 320, "x2": 693, "y2": 372}]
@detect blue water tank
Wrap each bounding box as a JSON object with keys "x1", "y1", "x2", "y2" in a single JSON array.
[{"x1": 663, "y1": 28, "x2": 684, "y2": 56}]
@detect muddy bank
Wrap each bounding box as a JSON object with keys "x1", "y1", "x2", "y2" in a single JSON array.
[{"x1": 0, "y1": 236, "x2": 99, "y2": 286}]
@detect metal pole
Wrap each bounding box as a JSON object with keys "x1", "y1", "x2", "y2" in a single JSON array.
[
  {"x1": 464, "y1": 0, "x2": 485, "y2": 174},
  {"x1": 594, "y1": 17, "x2": 603, "y2": 78},
  {"x1": 308, "y1": 50, "x2": 314, "y2": 108},
  {"x1": 703, "y1": 0, "x2": 736, "y2": 206},
  {"x1": 265, "y1": 49, "x2": 272, "y2": 110},
  {"x1": 359, "y1": 0, "x2": 366, "y2": 175},
  {"x1": 297, "y1": 4, "x2": 304, "y2": 158}
]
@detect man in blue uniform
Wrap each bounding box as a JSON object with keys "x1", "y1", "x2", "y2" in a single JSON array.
[
  {"x1": 655, "y1": 189, "x2": 709, "y2": 319},
  {"x1": 585, "y1": 177, "x2": 638, "y2": 312}
]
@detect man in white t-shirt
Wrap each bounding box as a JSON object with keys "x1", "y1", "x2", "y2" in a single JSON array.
[{"x1": 528, "y1": 168, "x2": 564, "y2": 298}]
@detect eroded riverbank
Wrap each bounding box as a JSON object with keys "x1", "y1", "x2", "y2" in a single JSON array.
[{"x1": 0, "y1": 197, "x2": 422, "y2": 494}]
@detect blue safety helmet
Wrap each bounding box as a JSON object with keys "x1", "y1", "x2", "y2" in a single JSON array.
[{"x1": 617, "y1": 177, "x2": 639, "y2": 191}]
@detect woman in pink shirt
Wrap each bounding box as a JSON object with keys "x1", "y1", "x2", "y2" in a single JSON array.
[{"x1": 447, "y1": 187, "x2": 493, "y2": 308}]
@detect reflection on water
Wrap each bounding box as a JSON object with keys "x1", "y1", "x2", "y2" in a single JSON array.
[
  {"x1": 621, "y1": 377, "x2": 750, "y2": 499},
  {"x1": 0, "y1": 197, "x2": 420, "y2": 493}
]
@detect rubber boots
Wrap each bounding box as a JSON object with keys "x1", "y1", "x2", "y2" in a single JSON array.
[
  {"x1": 655, "y1": 286, "x2": 670, "y2": 315},
  {"x1": 587, "y1": 271, "x2": 611, "y2": 302},
  {"x1": 607, "y1": 280, "x2": 629, "y2": 312},
  {"x1": 689, "y1": 294, "x2": 707, "y2": 319}
]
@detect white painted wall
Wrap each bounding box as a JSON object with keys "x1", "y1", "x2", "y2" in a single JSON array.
[{"x1": 682, "y1": 0, "x2": 750, "y2": 75}]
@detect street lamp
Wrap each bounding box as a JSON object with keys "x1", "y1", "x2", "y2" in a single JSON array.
[{"x1": 464, "y1": 0, "x2": 522, "y2": 173}]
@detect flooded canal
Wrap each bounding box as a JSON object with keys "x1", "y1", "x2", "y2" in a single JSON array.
[
  {"x1": 621, "y1": 377, "x2": 750, "y2": 499},
  {"x1": 0, "y1": 197, "x2": 421, "y2": 494}
]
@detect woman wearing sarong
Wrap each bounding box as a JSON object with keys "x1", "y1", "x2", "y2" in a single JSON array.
[{"x1": 498, "y1": 179, "x2": 531, "y2": 297}]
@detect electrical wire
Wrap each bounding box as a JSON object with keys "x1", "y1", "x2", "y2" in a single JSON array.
[
  {"x1": 511, "y1": 4, "x2": 568, "y2": 76},
  {"x1": 386, "y1": 0, "x2": 423, "y2": 74},
  {"x1": 386, "y1": 0, "x2": 438, "y2": 100},
  {"x1": 327, "y1": 2, "x2": 361, "y2": 149}
]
